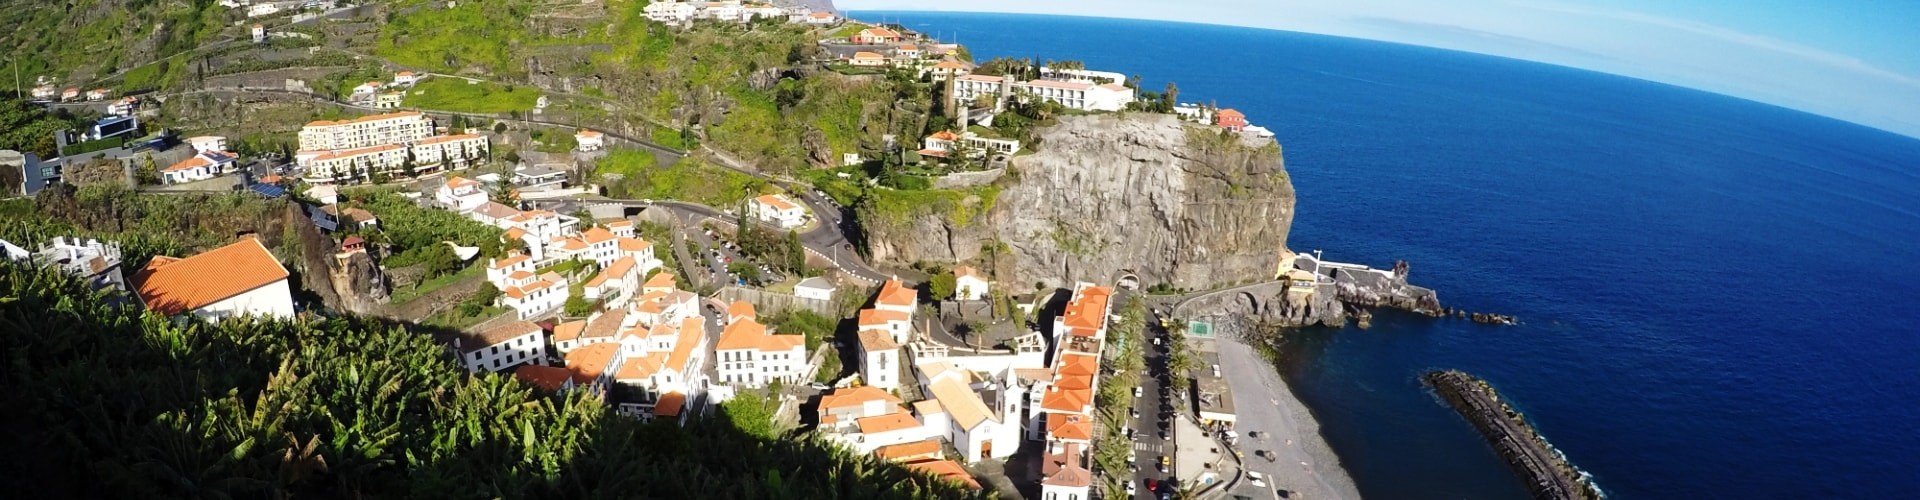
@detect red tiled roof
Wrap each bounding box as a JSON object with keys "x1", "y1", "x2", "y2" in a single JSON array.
[
  {"x1": 874, "y1": 439, "x2": 942, "y2": 461},
  {"x1": 856, "y1": 411, "x2": 921, "y2": 434},
  {"x1": 515, "y1": 365, "x2": 574, "y2": 392},
  {"x1": 876, "y1": 278, "x2": 915, "y2": 308},
  {"x1": 858, "y1": 308, "x2": 910, "y2": 328},
  {"x1": 904, "y1": 459, "x2": 981, "y2": 490},
  {"x1": 1047, "y1": 413, "x2": 1093, "y2": 441},
  {"x1": 132, "y1": 237, "x2": 289, "y2": 316},
  {"x1": 655, "y1": 392, "x2": 687, "y2": 417},
  {"x1": 819, "y1": 386, "x2": 903, "y2": 410},
  {"x1": 564, "y1": 343, "x2": 620, "y2": 384},
  {"x1": 753, "y1": 194, "x2": 798, "y2": 211}
]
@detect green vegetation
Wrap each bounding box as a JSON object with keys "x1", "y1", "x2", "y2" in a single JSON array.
[
  {"x1": 594, "y1": 149, "x2": 663, "y2": 178},
  {"x1": 929, "y1": 271, "x2": 957, "y2": 301},
  {"x1": 389, "y1": 262, "x2": 485, "y2": 305},
  {"x1": 17, "y1": 186, "x2": 287, "y2": 266},
  {"x1": 766, "y1": 309, "x2": 837, "y2": 352},
  {"x1": 355, "y1": 189, "x2": 505, "y2": 270},
  {"x1": 606, "y1": 157, "x2": 768, "y2": 206},
  {"x1": 0, "y1": 264, "x2": 992, "y2": 499},
  {"x1": 531, "y1": 128, "x2": 580, "y2": 153},
  {"x1": 815, "y1": 347, "x2": 843, "y2": 384},
  {"x1": 800, "y1": 167, "x2": 866, "y2": 206},
  {"x1": 401, "y1": 77, "x2": 542, "y2": 114},
  {"x1": 1092, "y1": 296, "x2": 1150, "y2": 497},
  {"x1": 860, "y1": 185, "x2": 1000, "y2": 228},
  {"x1": 0, "y1": 98, "x2": 91, "y2": 160},
  {"x1": 1, "y1": 0, "x2": 226, "y2": 87},
  {"x1": 734, "y1": 219, "x2": 808, "y2": 277},
  {"x1": 650, "y1": 126, "x2": 699, "y2": 150}
]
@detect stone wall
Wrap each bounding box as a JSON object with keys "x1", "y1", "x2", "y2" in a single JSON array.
[
  {"x1": 930, "y1": 167, "x2": 1005, "y2": 190},
  {"x1": 715, "y1": 286, "x2": 835, "y2": 316}
]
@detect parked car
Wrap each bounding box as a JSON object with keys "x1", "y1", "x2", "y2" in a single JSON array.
[
  {"x1": 1134, "y1": 386, "x2": 1143, "y2": 398},
  {"x1": 1126, "y1": 480, "x2": 1138, "y2": 496}
]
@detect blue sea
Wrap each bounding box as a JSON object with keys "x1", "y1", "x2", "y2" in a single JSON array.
[{"x1": 857, "y1": 11, "x2": 1920, "y2": 499}]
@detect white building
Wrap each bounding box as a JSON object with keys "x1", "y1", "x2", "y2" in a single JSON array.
[
  {"x1": 953, "y1": 265, "x2": 990, "y2": 301},
  {"x1": 850, "y1": 51, "x2": 888, "y2": 67},
  {"x1": 1037, "y1": 67, "x2": 1127, "y2": 85},
  {"x1": 859, "y1": 307, "x2": 913, "y2": 346},
  {"x1": 858, "y1": 330, "x2": 902, "y2": 390},
  {"x1": 297, "y1": 111, "x2": 434, "y2": 152},
  {"x1": 305, "y1": 184, "x2": 339, "y2": 205},
  {"x1": 951, "y1": 75, "x2": 1136, "y2": 112},
  {"x1": 246, "y1": 3, "x2": 280, "y2": 17},
  {"x1": 85, "y1": 88, "x2": 109, "y2": 101},
  {"x1": 250, "y1": 24, "x2": 267, "y2": 43},
  {"x1": 714, "y1": 315, "x2": 807, "y2": 388},
  {"x1": 818, "y1": 386, "x2": 904, "y2": 432},
  {"x1": 453, "y1": 320, "x2": 548, "y2": 373},
  {"x1": 131, "y1": 236, "x2": 295, "y2": 321},
  {"x1": 392, "y1": 71, "x2": 419, "y2": 86},
  {"x1": 801, "y1": 11, "x2": 836, "y2": 24},
  {"x1": 749, "y1": 194, "x2": 806, "y2": 229},
  {"x1": 794, "y1": 276, "x2": 836, "y2": 301},
  {"x1": 486, "y1": 253, "x2": 535, "y2": 290},
  {"x1": 161, "y1": 151, "x2": 238, "y2": 185},
  {"x1": 919, "y1": 361, "x2": 1021, "y2": 463},
  {"x1": 26, "y1": 236, "x2": 127, "y2": 291},
  {"x1": 186, "y1": 136, "x2": 228, "y2": 153},
  {"x1": 437, "y1": 176, "x2": 489, "y2": 211},
  {"x1": 919, "y1": 130, "x2": 1021, "y2": 159},
  {"x1": 500, "y1": 270, "x2": 569, "y2": 320},
  {"x1": 643, "y1": 1, "x2": 696, "y2": 22},
  {"x1": 576, "y1": 129, "x2": 605, "y2": 152}
]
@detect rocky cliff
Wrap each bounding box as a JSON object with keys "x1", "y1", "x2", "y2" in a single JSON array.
[{"x1": 865, "y1": 113, "x2": 1295, "y2": 290}]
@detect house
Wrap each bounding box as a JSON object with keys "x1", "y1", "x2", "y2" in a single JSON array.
[
  {"x1": 161, "y1": 151, "x2": 239, "y2": 185},
  {"x1": 919, "y1": 130, "x2": 1021, "y2": 159},
  {"x1": 1037, "y1": 67, "x2": 1128, "y2": 86},
  {"x1": 742, "y1": 2, "x2": 785, "y2": 21},
  {"x1": 563, "y1": 343, "x2": 624, "y2": 397},
  {"x1": 575, "y1": 129, "x2": 604, "y2": 151},
  {"x1": 452, "y1": 320, "x2": 549, "y2": 373},
  {"x1": 905, "y1": 459, "x2": 983, "y2": 490},
  {"x1": 749, "y1": 194, "x2": 806, "y2": 229},
  {"x1": 953, "y1": 266, "x2": 990, "y2": 301},
  {"x1": 859, "y1": 307, "x2": 913, "y2": 346},
  {"x1": 920, "y1": 362, "x2": 1017, "y2": 462},
  {"x1": 715, "y1": 316, "x2": 807, "y2": 388},
  {"x1": 514, "y1": 365, "x2": 578, "y2": 393},
  {"x1": 794, "y1": 276, "x2": 835, "y2": 301},
  {"x1": 107, "y1": 97, "x2": 138, "y2": 117},
  {"x1": 605, "y1": 219, "x2": 635, "y2": 238},
  {"x1": 85, "y1": 115, "x2": 140, "y2": 141},
  {"x1": 582, "y1": 256, "x2": 642, "y2": 306},
  {"x1": 409, "y1": 133, "x2": 490, "y2": 172},
  {"x1": 894, "y1": 44, "x2": 921, "y2": 59},
  {"x1": 849, "y1": 51, "x2": 888, "y2": 67},
  {"x1": 393, "y1": 71, "x2": 419, "y2": 86},
  {"x1": 132, "y1": 236, "x2": 295, "y2": 320},
  {"x1": 297, "y1": 186, "x2": 337, "y2": 207},
  {"x1": 247, "y1": 3, "x2": 280, "y2": 17},
  {"x1": 26, "y1": 236, "x2": 127, "y2": 292},
  {"x1": 340, "y1": 235, "x2": 366, "y2": 254},
  {"x1": 60, "y1": 88, "x2": 79, "y2": 101},
  {"x1": 437, "y1": 176, "x2": 489, "y2": 211},
  {"x1": 1215, "y1": 108, "x2": 1247, "y2": 131},
  {"x1": 858, "y1": 330, "x2": 902, "y2": 390},
  {"x1": 321, "y1": 206, "x2": 379, "y2": 229},
  {"x1": 31, "y1": 85, "x2": 55, "y2": 100},
  {"x1": 375, "y1": 91, "x2": 403, "y2": 109},
  {"x1": 874, "y1": 278, "x2": 917, "y2": 315},
  {"x1": 818, "y1": 386, "x2": 903, "y2": 425},
  {"x1": 851, "y1": 27, "x2": 901, "y2": 44},
  {"x1": 610, "y1": 316, "x2": 709, "y2": 419},
  {"x1": 512, "y1": 166, "x2": 567, "y2": 191},
  {"x1": 951, "y1": 75, "x2": 1135, "y2": 112},
  {"x1": 251, "y1": 24, "x2": 267, "y2": 43},
  {"x1": 86, "y1": 89, "x2": 109, "y2": 101},
  {"x1": 874, "y1": 439, "x2": 944, "y2": 463},
  {"x1": 501, "y1": 271, "x2": 569, "y2": 320},
  {"x1": 926, "y1": 59, "x2": 973, "y2": 80},
  {"x1": 643, "y1": 0, "x2": 696, "y2": 22},
  {"x1": 803, "y1": 11, "x2": 836, "y2": 24},
  {"x1": 1038, "y1": 441, "x2": 1093, "y2": 500},
  {"x1": 187, "y1": 136, "x2": 228, "y2": 153}
]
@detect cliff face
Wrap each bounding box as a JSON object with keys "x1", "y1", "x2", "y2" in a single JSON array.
[{"x1": 867, "y1": 114, "x2": 1295, "y2": 290}]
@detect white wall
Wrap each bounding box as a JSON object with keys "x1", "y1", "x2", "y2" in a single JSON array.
[
  {"x1": 465, "y1": 331, "x2": 548, "y2": 373},
  {"x1": 189, "y1": 279, "x2": 295, "y2": 321}
]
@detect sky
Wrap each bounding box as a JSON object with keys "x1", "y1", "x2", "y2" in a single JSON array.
[{"x1": 836, "y1": 0, "x2": 1920, "y2": 138}]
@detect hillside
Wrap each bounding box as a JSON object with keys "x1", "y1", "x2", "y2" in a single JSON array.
[
  {"x1": 0, "y1": 261, "x2": 992, "y2": 499},
  {"x1": 1, "y1": 0, "x2": 234, "y2": 91}
]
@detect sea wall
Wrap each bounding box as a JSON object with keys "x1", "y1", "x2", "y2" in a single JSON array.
[{"x1": 1424, "y1": 370, "x2": 1603, "y2": 500}]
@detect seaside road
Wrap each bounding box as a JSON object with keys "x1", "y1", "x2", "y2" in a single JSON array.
[{"x1": 1217, "y1": 337, "x2": 1361, "y2": 500}]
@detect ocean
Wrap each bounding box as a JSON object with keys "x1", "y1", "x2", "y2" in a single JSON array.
[{"x1": 855, "y1": 11, "x2": 1920, "y2": 499}]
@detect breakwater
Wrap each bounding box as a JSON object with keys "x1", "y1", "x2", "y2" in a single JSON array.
[{"x1": 1424, "y1": 370, "x2": 1603, "y2": 500}]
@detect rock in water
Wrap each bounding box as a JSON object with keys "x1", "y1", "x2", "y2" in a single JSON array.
[{"x1": 865, "y1": 114, "x2": 1295, "y2": 290}]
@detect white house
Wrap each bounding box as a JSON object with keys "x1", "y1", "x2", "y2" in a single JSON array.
[
  {"x1": 250, "y1": 24, "x2": 267, "y2": 43},
  {"x1": 304, "y1": 184, "x2": 338, "y2": 205},
  {"x1": 186, "y1": 136, "x2": 227, "y2": 153},
  {"x1": 802, "y1": 11, "x2": 836, "y2": 24},
  {"x1": 894, "y1": 44, "x2": 922, "y2": 60},
  {"x1": 247, "y1": 3, "x2": 280, "y2": 17},
  {"x1": 715, "y1": 316, "x2": 807, "y2": 388},
  {"x1": 858, "y1": 329, "x2": 902, "y2": 390},
  {"x1": 850, "y1": 51, "x2": 888, "y2": 67},
  {"x1": 582, "y1": 255, "x2": 642, "y2": 307},
  {"x1": 643, "y1": 1, "x2": 696, "y2": 22},
  {"x1": 951, "y1": 75, "x2": 1136, "y2": 112},
  {"x1": 818, "y1": 386, "x2": 904, "y2": 432},
  {"x1": 501, "y1": 271, "x2": 569, "y2": 320},
  {"x1": 794, "y1": 276, "x2": 836, "y2": 301},
  {"x1": 919, "y1": 130, "x2": 1021, "y2": 159},
  {"x1": 749, "y1": 194, "x2": 806, "y2": 229},
  {"x1": 161, "y1": 151, "x2": 238, "y2": 185},
  {"x1": 437, "y1": 176, "x2": 489, "y2": 211},
  {"x1": 953, "y1": 265, "x2": 990, "y2": 301},
  {"x1": 576, "y1": 129, "x2": 605, "y2": 152},
  {"x1": 920, "y1": 362, "x2": 1019, "y2": 463},
  {"x1": 1037, "y1": 67, "x2": 1128, "y2": 86},
  {"x1": 454, "y1": 320, "x2": 549, "y2": 373},
  {"x1": 85, "y1": 88, "x2": 109, "y2": 101},
  {"x1": 1038, "y1": 441, "x2": 1094, "y2": 500},
  {"x1": 131, "y1": 236, "x2": 295, "y2": 321},
  {"x1": 393, "y1": 71, "x2": 419, "y2": 86},
  {"x1": 486, "y1": 253, "x2": 535, "y2": 290},
  {"x1": 859, "y1": 307, "x2": 913, "y2": 346}
]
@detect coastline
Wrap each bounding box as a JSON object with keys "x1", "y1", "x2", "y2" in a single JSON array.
[{"x1": 1217, "y1": 333, "x2": 1361, "y2": 499}]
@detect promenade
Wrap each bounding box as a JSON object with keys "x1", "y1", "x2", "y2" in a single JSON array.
[{"x1": 1213, "y1": 336, "x2": 1360, "y2": 500}]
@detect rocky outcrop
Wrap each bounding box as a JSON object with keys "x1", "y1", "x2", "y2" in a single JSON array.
[
  {"x1": 865, "y1": 113, "x2": 1294, "y2": 290},
  {"x1": 330, "y1": 251, "x2": 389, "y2": 314}
]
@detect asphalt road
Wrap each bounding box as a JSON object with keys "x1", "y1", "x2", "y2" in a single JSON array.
[{"x1": 1125, "y1": 306, "x2": 1182, "y2": 498}]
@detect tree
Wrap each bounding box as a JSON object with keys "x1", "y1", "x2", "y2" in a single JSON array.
[
  {"x1": 493, "y1": 121, "x2": 507, "y2": 133},
  {"x1": 402, "y1": 148, "x2": 418, "y2": 178},
  {"x1": 1164, "y1": 81, "x2": 1180, "y2": 110},
  {"x1": 564, "y1": 294, "x2": 594, "y2": 317},
  {"x1": 419, "y1": 242, "x2": 460, "y2": 277},
  {"x1": 471, "y1": 283, "x2": 500, "y2": 306},
  {"x1": 928, "y1": 272, "x2": 957, "y2": 301}
]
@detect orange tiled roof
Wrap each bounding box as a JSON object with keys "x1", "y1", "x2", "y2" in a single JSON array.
[
  {"x1": 904, "y1": 459, "x2": 981, "y2": 490},
  {"x1": 644, "y1": 271, "x2": 676, "y2": 289},
  {"x1": 852, "y1": 51, "x2": 885, "y2": 60},
  {"x1": 515, "y1": 365, "x2": 574, "y2": 392},
  {"x1": 664, "y1": 317, "x2": 704, "y2": 373},
  {"x1": 858, "y1": 308, "x2": 910, "y2": 327},
  {"x1": 1039, "y1": 443, "x2": 1090, "y2": 487},
  {"x1": 1047, "y1": 413, "x2": 1093, "y2": 441},
  {"x1": 552, "y1": 319, "x2": 588, "y2": 343},
  {"x1": 304, "y1": 143, "x2": 405, "y2": 162},
  {"x1": 655, "y1": 392, "x2": 687, "y2": 417},
  {"x1": 857, "y1": 329, "x2": 898, "y2": 352},
  {"x1": 876, "y1": 278, "x2": 915, "y2": 308},
  {"x1": 926, "y1": 130, "x2": 959, "y2": 141},
  {"x1": 874, "y1": 439, "x2": 942, "y2": 461},
  {"x1": 445, "y1": 176, "x2": 479, "y2": 189},
  {"x1": 1216, "y1": 108, "x2": 1245, "y2": 120},
  {"x1": 1058, "y1": 352, "x2": 1098, "y2": 377},
  {"x1": 753, "y1": 194, "x2": 798, "y2": 211},
  {"x1": 819, "y1": 386, "x2": 902, "y2": 410},
  {"x1": 716, "y1": 317, "x2": 768, "y2": 350},
  {"x1": 728, "y1": 300, "x2": 756, "y2": 320},
  {"x1": 618, "y1": 237, "x2": 653, "y2": 252},
  {"x1": 1040, "y1": 386, "x2": 1092, "y2": 414},
  {"x1": 564, "y1": 343, "x2": 621, "y2": 384},
  {"x1": 1060, "y1": 287, "x2": 1112, "y2": 330},
  {"x1": 576, "y1": 129, "x2": 603, "y2": 138},
  {"x1": 132, "y1": 237, "x2": 289, "y2": 316},
  {"x1": 490, "y1": 253, "x2": 531, "y2": 269},
  {"x1": 856, "y1": 411, "x2": 921, "y2": 434},
  {"x1": 583, "y1": 226, "x2": 616, "y2": 243},
  {"x1": 952, "y1": 265, "x2": 984, "y2": 280},
  {"x1": 927, "y1": 374, "x2": 994, "y2": 429}
]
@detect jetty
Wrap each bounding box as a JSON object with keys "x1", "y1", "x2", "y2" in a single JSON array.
[{"x1": 1424, "y1": 370, "x2": 1603, "y2": 500}]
